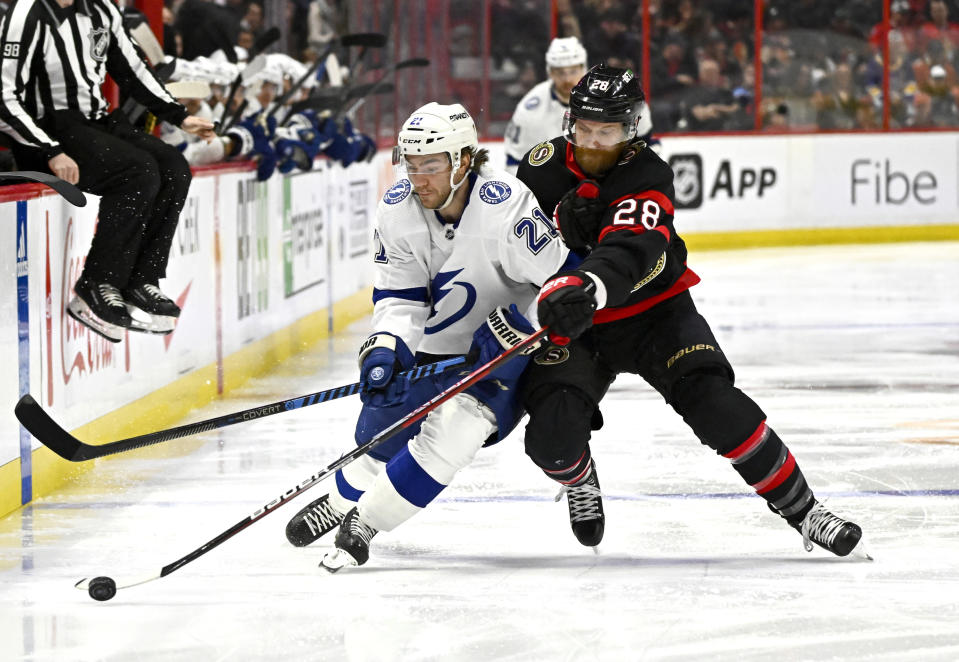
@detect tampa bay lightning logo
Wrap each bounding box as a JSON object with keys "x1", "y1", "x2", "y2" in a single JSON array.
[
  {"x1": 479, "y1": 181, "x2": 511, "y2": 205},
  {"x1": 369, "y1": 366, "x2": 386, "y2": 382},
  {"x1": 524, "y1": 96, "x2": 541, "y2": 110},
  {"x1": 384, "y1": 179, "x2": 411, "y2": 205},
  {"x1": 424, "y1": 268, "x2": 476, "y2": 335}
]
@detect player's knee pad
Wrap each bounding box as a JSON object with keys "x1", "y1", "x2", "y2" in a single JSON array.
[
  {"x1": 408, "y1": 393, "x2": 497, "y2": 484},
  {"x1": 329, "y1": 453, "x2": 385, "y2": 513},
  {"x1": 668, "y1": 369, "x2": 766, "y2": 455},
  {"x1": 523, "y1": 384, "x2": 597, "y2": 470}
]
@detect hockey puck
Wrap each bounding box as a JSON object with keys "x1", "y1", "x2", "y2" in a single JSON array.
[{"x1": 87, "y1": 576, "x2": 117, "y2": 602}]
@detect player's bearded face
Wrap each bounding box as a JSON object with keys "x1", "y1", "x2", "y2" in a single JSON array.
[
  {"x1": 568, "y1": 118, "x2": 629, "y2": 176},
  {"x1": 573, "y1": 144, "x2": 623, "y2": 176},
  {"x1": 549, "y1": 64, "x2": 587, "y2": 102}
]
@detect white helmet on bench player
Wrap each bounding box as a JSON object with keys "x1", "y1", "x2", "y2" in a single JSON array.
[{"x1": 545, "y1": 37, "x2": 587, "y2": 70}]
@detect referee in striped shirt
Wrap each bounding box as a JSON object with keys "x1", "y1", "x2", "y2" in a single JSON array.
[{"x1": 0, "y1": 0, "x2": 215, "y2": 342}]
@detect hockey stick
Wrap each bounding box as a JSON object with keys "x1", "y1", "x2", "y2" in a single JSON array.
[
  {"x1": 266, "y1": 33, "x2": 387, "y2": 120},
  {"x1": 337, "y1": 57, "x2": 429, "y2": 120},
  {"x1": 0, "y1": 171, "x2": 86, "y2": 207},
  {"x1": 15, "y1": 356, "x2": 466, "y2": 463},
  {"x1": 73, "y1": 328, "x2": 547, "y2": 600},
  {"x1": 285, "y1": 81, "x2": 394, "y2": 117},
  {"x1": 216, "y1": 56, "x2": 267, "y2": 135},
  {"x1": 215, "y1": 26, "x2": 281, "y2": 134}
]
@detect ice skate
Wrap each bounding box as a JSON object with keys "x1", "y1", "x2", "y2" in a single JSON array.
[
  {"x1": 67, "y1": 278, "x2": 132, "y2": 343},
  {"x1": 122, "y1": 284, "x2": 179, "y2": 334},
  {"x1": 320, "y1": 507, "x2": 378, "y2": 572},
  {"x1": 555, "y1": 462, "x2": 605, "y2": 547},
  {"x1": 791, "y1": 501, "x2": 870, "y2": 559},
  {"x1": 285, "y1": 493, "x2": 344, "y2": 547}
]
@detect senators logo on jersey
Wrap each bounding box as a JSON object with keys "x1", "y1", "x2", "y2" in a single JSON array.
[{"x1": 527, "y1": 142, "x2": 554, "y2": 167}]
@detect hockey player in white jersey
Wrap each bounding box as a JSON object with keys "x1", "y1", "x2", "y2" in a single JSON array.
[
  {"x1": 283, "y1": 102, "x2": 571, "y2": 570},
  {"x1": 504, "y1": 37, "x2": 588, "y2": 173},
  {"x1": 504, "y1": 37, "x2": 657, "y2": 173}
]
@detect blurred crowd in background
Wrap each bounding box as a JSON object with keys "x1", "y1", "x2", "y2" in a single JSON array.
[
  {"x1": 481, "y1": 0, "x2": 959, "y2": 132},
  {"x1": 3, "y1": 0, "x2": 958, "y2": 178}
]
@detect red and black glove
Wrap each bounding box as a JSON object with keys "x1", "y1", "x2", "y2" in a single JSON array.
[
  {"x1": 537, "y1": 271, "x2": 597, "y2": 345},
  {"x1": 554, "y1": 179, "x2": 604, "y2": 251}
]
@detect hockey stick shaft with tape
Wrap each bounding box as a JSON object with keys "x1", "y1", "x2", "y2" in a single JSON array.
[
  {"x1": 74, "y1": 328, "x2": 546, "y2": 597},
  {"x1": 15, "y1": 357, "x2": 466, "y2": 462}
]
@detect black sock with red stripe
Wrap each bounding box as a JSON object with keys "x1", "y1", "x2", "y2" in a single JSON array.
[
  {"x1": 722, "y1": 421, "x2": 815, "y2": 525},
  {"x1": 542, "y1": 448, "x2": 594, "y2": 486}
]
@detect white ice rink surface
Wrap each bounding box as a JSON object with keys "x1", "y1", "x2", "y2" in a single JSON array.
[{"x1": 2, "y1": 242, "x2": 959, "y2": 662}]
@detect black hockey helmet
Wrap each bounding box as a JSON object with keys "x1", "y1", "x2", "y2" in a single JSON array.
[{"x1": 564, "y1": 64, "x2": 646, "y2": 147}]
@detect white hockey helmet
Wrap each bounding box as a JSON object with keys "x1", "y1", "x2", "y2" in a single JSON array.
[
  {"x1": 393, "y1": 102, "x2": 478, "y2": 210},
  {"x1": 394, "y1": 102, "x2": 478, "y2": 169},
  {"x1": 545, "y1": 37, "x2": 587, "y2": 70}
]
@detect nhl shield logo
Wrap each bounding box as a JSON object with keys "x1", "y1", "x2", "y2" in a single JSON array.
[
  {"x1": 89, "y1": 27, "x2": 109, "y2": 62},
  {"x1": 669, "y1": 153, "x2": 703, "y2": 209}
]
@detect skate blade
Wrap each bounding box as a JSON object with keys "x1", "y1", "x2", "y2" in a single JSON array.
[
  {"x1": 320, "y1": 548, "x2": 359, "y2": 573},
  {"x1": 850, "y1": 539, "x2": 874, "y2": 561},
  {"x1": 125, "y1": 307, "x2": 176, "y2": 335},
  {"x1": 67, "y1": 298, "x2": 124, "y2": 342}
]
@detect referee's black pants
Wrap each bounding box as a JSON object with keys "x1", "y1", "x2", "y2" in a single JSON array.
[{"x1": 28, "y1": 109, "x2": 192, "y2": 288}]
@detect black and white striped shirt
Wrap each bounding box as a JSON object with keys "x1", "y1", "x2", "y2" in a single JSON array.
[{"x1": 0, "y1": 0, "x2": 186, "y2": 159}]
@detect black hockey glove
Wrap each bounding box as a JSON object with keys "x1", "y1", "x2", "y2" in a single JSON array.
[
  {"x1": 554, "y1": 179, "x2": 605, "y2": 251},
  {"x1": 537, "y1": 271, "x2": 597, "y2": 345}
]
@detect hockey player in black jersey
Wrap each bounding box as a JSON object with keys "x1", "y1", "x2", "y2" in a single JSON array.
[{"x1": 516, "y1": 64, "x2": 866, "y2": 558}]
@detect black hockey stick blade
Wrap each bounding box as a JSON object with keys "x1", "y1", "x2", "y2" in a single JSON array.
[
  {"x1": 284, "y1": 83, "x2": 395, "y2": 119},
  {"x1": 338, "y1": 58, "x2": 429, "y2": 119},
  {"x1": 0, "y1": 171, "x2": 86, "y2": 206},
  {"x1": 73, "y1": 329, "x2": 546, "y2": 599},
  {"x1": 285, "y1": 87, "x2": 346, "y2": 115},
  {"x1": 16, "y1": 356, "x2": 467, "y2": 463},
  {"x1": 340, "y1": 32, "x2": 388, "y2": 49},
  {"x1": 250, "y1": 26, "x2": 281, "y2": 59},
  {"x1": 394, "y1": 57, "x2": 430, "y2": 70},
  {"x1": 287, "y1": 96, "x2": 338, "y2": 116},
  {"x1": 345, "y1": 81, "x2": 395, "y2": 102}
]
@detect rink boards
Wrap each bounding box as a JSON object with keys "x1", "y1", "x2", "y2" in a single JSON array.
[
  {"x1": 0, "y1": 157, "x2": 383, "y2": 516},
  {"x1": 2, "y1": 131, "x2": 959, "y2": 518},
  {"x1": 654, "y1": 131, "x2": 959, "y2": 247}
]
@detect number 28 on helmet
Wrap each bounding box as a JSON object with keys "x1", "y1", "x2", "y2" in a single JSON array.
[{"x1": 563, "y1": 64, "x2": 646, "y2": 149}]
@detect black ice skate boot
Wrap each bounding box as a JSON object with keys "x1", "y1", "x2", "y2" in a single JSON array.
[
  {"x1": 122, "y1": 283, "x2": 180, "y2": 334},
  {"x1": 786, "y1": 500, "x2": 865, "y2": 558},
  {"x1": 285, "y1": 493, "x2": 345, "y2": 547},
  {"x1": 556, "y1": 462, "x2": 605, "y2": 547},
  {"x1": 320, "y1": 507, "x2": 378, "y2": 572},
  {"x1": 68, "y1": 278, "x2": 133, "y2": 342}
]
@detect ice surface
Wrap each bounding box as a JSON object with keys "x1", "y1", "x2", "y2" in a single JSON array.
[{"x1": 2, "y1": 242, "x2": 958, "y2": 661}]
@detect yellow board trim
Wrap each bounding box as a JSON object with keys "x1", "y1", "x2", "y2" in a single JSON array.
[
  {"x1": 0, "y1": 288, "x2": 372, "y2": 521},
  {"x1": 684, "y1": 224, "x2": 959, "y2": 251}
]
